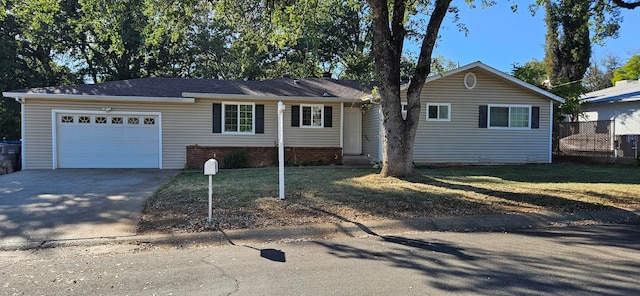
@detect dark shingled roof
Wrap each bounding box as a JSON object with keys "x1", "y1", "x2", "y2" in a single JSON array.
[{"x1": 14, "y1": 77, "x2": 372, "y2": 99}]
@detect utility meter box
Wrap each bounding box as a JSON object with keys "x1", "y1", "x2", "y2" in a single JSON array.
[{"x1": 204, "y1": 159, "x2": 218, "y2": 175}]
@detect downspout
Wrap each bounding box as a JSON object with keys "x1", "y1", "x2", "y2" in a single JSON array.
[
  {"x1": 378, "y1": 104, "x2": 383, "y2": 163},
  {"x1": 15, "y1": 97, "x2": 25, "y2": 170},
  {"x1": 612, "y1": 117, "x2": 617, "y2": 162},
  {"x1": 340, "y1": 103, "x2": 344, "y2": 156},
  {"x1": 549, "y1": 101, "x2": 554, "y2": 163}
]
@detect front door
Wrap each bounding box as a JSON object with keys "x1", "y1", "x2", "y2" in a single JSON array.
[{"x1": 343, "y1": 106, "x2": 362, "y2": 155}]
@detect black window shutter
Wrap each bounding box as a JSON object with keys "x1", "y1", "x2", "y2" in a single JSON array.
[
  {"x1": 255, "y1": 104, "x2": 264, "y2": 133},
  {"x1": 291, "y1": 105, "x2": 300, "y2": 127},
  {"x1": 531, "y1": 106, "x2": 540, "y2": 129},
  {"x1": 479, "y1": 105, "x2": 488, "y2": 128},
  {"x1": 324, "y1": 106, "x2": 332, "y2": 127},
  {"x1": 212, "y1": 103, "x2": 222, "y2": 133}
]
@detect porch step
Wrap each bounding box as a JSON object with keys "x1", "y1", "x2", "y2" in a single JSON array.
[{"x1": 342, "y1": 155, "x2": 373, "y2": 166}]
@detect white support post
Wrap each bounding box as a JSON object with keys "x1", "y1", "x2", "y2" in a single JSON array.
[
  {"x1": 208, "y1": 175, "x2": 213, "y2": 222},
  {"x1": 278, "y1": 101, "x2": 285, "y2": 200}
]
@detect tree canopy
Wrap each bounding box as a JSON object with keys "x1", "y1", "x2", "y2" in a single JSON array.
[
  {"x1": 511, "y1": 59, "x2": 547, "y2": 87},
  {"x1": 0, "y1": 0, "x2": 375, "y2": 84},
  {"x1": 612, "y1": 55, "x2": 640, "y2": 84}
]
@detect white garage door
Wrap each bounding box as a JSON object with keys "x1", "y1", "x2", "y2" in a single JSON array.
[{"x1": 55, "y1": 112, "x2": 161, "y2": 168}]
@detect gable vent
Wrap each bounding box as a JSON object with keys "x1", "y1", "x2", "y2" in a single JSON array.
[{"x1": 464, "y1": 72, "x2": 477, "y2": 89}]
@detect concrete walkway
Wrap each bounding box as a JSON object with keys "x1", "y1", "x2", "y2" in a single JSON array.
[{"x1": 0, "y1": 169, "x2": 178, "y2": 249}]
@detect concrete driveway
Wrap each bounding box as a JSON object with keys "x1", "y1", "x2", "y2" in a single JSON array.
[{"x1": 0, "y1": 169, "x2": 178, "y2": 249}]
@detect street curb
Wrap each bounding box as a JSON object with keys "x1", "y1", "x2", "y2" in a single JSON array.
[{"x1": 3, "y1": 209, "x2": 639, "y2": 251}]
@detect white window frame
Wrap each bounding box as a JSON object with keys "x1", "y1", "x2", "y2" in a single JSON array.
[
  {"x1": 425, "y1": 103, "x2": 451, "y2": 121},
  {"x1": 488, "y1": 104, "x2": 531, "y2": 130},
  {"x1": 401, "y1": 102, "x2": 408, "y2": 120},
  {"x1": 301, "y1": 104, "x2": 324, "y2": 128},
  {"x1": 222, "y1": 102, "x2": 255, "y2": 134}
]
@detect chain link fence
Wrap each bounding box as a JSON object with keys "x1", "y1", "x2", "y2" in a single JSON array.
[{"x1": 554, "y1": 120, "x2": 639, "y2": 163}]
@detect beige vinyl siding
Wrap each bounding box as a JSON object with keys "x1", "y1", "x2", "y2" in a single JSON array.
[
  {"x1": 23, "y1": 98, "x2": 341, "y2": 169},
  {"x1": 22, "y1": 102, "x2": 55, "y2": 169},
  {"x1": 362, "y1": 104, "x2": 380, "y2": 159},
  {"x1": 411, "y1": 70, "x2": 552, "y2": 164},
  {"x1": 283, "y1": 101, "x2": 341, "y2": 147}
]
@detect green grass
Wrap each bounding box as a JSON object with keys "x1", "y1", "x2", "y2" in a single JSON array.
[{"x1": 138, "y1": 163, "x2": 640, "y2": 233}]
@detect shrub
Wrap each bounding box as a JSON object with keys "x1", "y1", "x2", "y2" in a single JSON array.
[{"x1": 223, "y1": 149, "x2": 249, "y2": 169}]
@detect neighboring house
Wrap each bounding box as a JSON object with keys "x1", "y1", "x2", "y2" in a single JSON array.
[
  {"x1": 3, "y1": 61, "x2": 564, "y2": 170},
  {"x1": 579, "y1": 79, "x2": 640, "y2": 136},
  {"x1": 363, "y1": 61, "x2": 564, "y2": 164},
  {"x1": 565, "y1": 79, "x2": 640, "y2": 160}
]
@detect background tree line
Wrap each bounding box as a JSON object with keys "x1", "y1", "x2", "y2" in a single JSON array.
[{"x1": 1, "y1": 0, "x2": 375, "y2": 140}]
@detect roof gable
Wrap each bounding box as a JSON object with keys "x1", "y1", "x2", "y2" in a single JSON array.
[{"x1": 416, "y1": 61, "x2": 565, "y2": 103}]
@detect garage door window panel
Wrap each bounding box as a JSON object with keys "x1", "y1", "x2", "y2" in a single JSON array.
[
  {"x1": 128, "y1": 117, "x2": 140, "y2": 125},
  {"x1": 111, "y1": 116, "x2": 123, "y2": 124},
  {"x1": 61, "y1": 115, "x2": 74, "y2": 123},
  {"x1": 96, "y1": 116, "x2": 107, "y2": 124},
  {"x1": 79, "y1": 116, "x2": 91, "y2": 124}
]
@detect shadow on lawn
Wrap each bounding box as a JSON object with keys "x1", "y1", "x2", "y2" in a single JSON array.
[
  {"x1": 416, "y1": 163, "x2": 640, "y2": 185},
  {"x1": 405, "y1": 174, "x2": 611, "y2": 212}
]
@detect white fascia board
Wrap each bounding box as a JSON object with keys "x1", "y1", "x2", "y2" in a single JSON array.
[
  {"x1": 3, "y1": 92, "x2": 195, "y2": 103},
  {"x1": 182, "y1": 92, "x2": 362, "y2": 103}
]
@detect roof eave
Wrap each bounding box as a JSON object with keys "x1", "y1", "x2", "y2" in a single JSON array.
[
  {"x1": 182, "y1": 92, "x2": 363, "y2": 103},
  {"x1": 2, "y1": 92, "x2": 195, "y2": 103},
  {"x1": 587, "y1": 97, "x2": 640, "y2": 104}
]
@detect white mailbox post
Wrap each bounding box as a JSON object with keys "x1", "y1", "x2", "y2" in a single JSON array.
[{"x1": 204, "y1": 159, "x2": 218, "y2": 223}]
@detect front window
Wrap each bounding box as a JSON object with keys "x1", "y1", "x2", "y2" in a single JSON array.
[
  {"x1": 426, "y1": 103, "x2": 451, "y2": 121},
  {"x1": 489, "y1": 105, "x2": 530, "y2": 128},
  {"x1": 223, "y1": 103, "x2": 254, "y2": 133},
  {"x1": 401, "y1": 103, "x2": 408, "y2": 119},
  {"x1": 302, "y1": 105, "x2": 323, "y2": 128}
]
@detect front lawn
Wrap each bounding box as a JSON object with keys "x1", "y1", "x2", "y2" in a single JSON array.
[{"x1": 138, "y1": 163, "x2": 640, "y2": 233}]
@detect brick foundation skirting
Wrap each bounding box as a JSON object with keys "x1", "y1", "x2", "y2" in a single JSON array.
[{"x1": 186, "y1": 145, "x2": 343, "y2": 169}]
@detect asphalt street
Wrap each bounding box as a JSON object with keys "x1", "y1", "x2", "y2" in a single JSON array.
[{"x1": 2, "y1": 223, "x2": 639, "y2": 295}]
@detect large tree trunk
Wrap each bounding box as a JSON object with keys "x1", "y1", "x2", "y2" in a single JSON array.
[
  {"x1": 368, "y1": 0, "x2": 451, "y2": 177},
  {"x1": 379, "y1": 87, "x2": 420, "y2": 177}
]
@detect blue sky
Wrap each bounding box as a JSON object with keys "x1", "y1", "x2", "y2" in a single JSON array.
[{"x1": 408, "y1": 1, "x2": 640, "y2": 73}]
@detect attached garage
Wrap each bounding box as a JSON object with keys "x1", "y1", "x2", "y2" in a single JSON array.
[{"x1": 53, "y1": 110, "x2": 161, "y2": 169}]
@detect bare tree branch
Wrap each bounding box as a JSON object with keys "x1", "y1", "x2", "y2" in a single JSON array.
[{"x1": 612, "y1": 0, "x2": 640, "y2": 9}]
